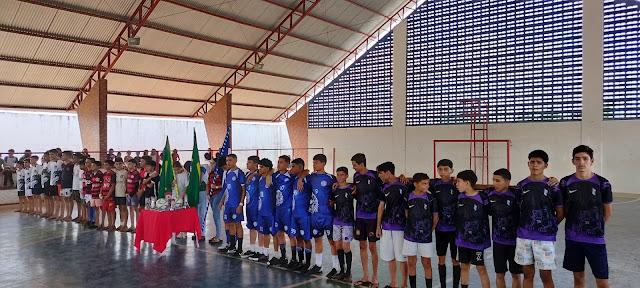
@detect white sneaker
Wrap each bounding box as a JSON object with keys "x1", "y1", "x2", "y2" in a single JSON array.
[{"x1": 217, "y1": 244, "x2": 229, "y2": 251}]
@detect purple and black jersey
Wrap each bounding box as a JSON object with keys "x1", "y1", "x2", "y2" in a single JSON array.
[
  {"x1": 560, "y1": 173, "x2": 612, "y2": 244},
  {"x1": 380, "y1": 181, "x2": 408, "y2": 231},
  {"x1": 353, "y1": 170, "x2": 383, "y2": 220},
  {"x1": 455, "y1": 192, "x2": 491, "y2": 250},
  {"x1": 430, "y1": 178, "x2": 459, "y2": 232},
  {"x1": 331, "y1": 184, "x2": 355, "y2": 226},
  {"x1": 487, "y1": 188, "x2": 520, "y2": 246},
  {"x1": 404, "y1": 192, "x2": 438, "y2": 243},
  {"x1": 516, "y1": 177, "x2": 563, "y2": 241}
]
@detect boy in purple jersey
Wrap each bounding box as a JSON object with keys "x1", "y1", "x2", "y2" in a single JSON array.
[
  {"x1": 455, "y1": 170, "x2": 491, "y2": 288},
  {"x1": 376, "y1": 161, "x2": 408, "y2": 288},
  {"x1": 430, "y1": 159, "x2": 461, "y2": 288},
  {"x1": 560, "y1": 145, "x2": 612, "y2": 288},
  {"x1": 330, "y1": 167, "x2": 355, "y2": 281},
  {"x1": 403, "y1": 173, "x2": 438, "y2": 288},
  {"x1": 514, "y1": 150, "x2": 564, "y2": 288},
  {"x1": 487, "y1": 169, "x2": 522, "y2": 288},
  {"x1": 351, "y1": 153, "x2": 382, "y2": 287}
]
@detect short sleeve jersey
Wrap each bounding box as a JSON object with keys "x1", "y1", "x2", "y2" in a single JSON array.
[
  {"x1": 72, "y1": 164, "x2": 83, "y2": 191},
  {"x1": 224, "y1": 168, "x2": 246, "y2": 208},
  {"x1": 332, "y1": 184, "x2": 355, "y2": 226},
  {"x1": 275, "y1": 171, "x2": 294, "y2": 210},
  {"x1": 307, "y1": 172, "x2": 336, "y2": 216},
  {"x1": 114, "y1": 169, "x2": 128, "y2": 197},
  {"x1": 144, "y1": 174, "x2": 160, "y2": 198},
  {"x1": 516, "y1": 177, "x2": 563, "y2": 241},
  {"x1": 292, "y1": 176, "x2": 311, "y2": 217},
  {"x1": 60, "y1": 162, "x2": 74, "y2": 189},
  {"x1": 258, "y1": 173, "x2": 277, "y2": 216},
  {"x1": 560, "y1": 173, "x2": 613, "y2": 244},
  {"x1": 17, "y1": 169, "x2": 25, "y2": 192},
  {"x1": 429, "y1": 178, "x2": 459, "y2": 232},
  {"x1": 455, "y1": 192, "x2": 491, "y2": 250},
  {"x1": 49, "y1": 160, "x2": 63, "y2": 186},
  {"x1": 404, "y1": 192, "x2": 438, "y2": 243},
  {"x1": 245, "y1": 170, "x2": 260, "y2": 211},
  {"x1": 31, "y1": 165, "x2": 43, "y2": 192},
  {"x1": 380, "y1": 181, "x2": 408, "y2": 231},
  {"x1": 353, "y1": 170, "x2": 383, "y2": 220},
  {"x1": 126, "y1": 170, "x2": 141, "y2": 195},
  {"x1": 90, "y1": 170, "x2": 103, "y2": 198},
  {"x1": 101, "y1": 170, "x2": 115, "y2": 197},
  {"x1": 487, "y1": 188, "x2": 521, "y2": 246},
  {"x1": 24, "y1": 167, "x2": 32, "y2": 192},
  {"x1": 40, "y1": 162, "x2": 50, "y2": 189}
]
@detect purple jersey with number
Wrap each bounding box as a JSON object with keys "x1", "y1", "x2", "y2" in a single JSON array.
[{"x1": 560, "y1": 174, "x2": 612, "y2": 244}]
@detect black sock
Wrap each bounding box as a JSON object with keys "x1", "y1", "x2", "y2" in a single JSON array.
[
  {"x1": 345, "y1": 251, "x2": 352, "y2": 274},
  {"x1": 438, "y1": 264, "x2": 447, "y2": 288},
  {"x1": 305, "y1": 249, "x2": 312, "y2": 266},
  {"x1": 229, "y1": 235, "x2": 236, "y2": 249},
  {"x1": 291, "y1": 246, "x2": 297, "y2": 262},
  {"x1": 297, "y1": 248, "x2": 304, "y2": 263},
  {"x1": 453, "y1": 265, "x2": 461, "y2": 288},
  {"x1": 280, "y1": 244, "x2": 286, "y2": 258},
  {"x1": 461, "y1": 285, "x2": 468, "y2": 288},
  {"x1": 426, "y1": 278, "x2": 432, "y2": 288},
  {"x1": 409, "y1": 275, "x2": 416, "y2": 288},
  {"x1": 237, "y1": 237, "x2": 243, "y2": 251},
  {"x1": 337, "y1": 249, "x2": 345, "y2": 273}
]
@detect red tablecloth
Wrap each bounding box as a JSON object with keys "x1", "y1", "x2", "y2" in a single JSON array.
[{"x1": 134, "y1": 208, "x2": 202, "y2": 253}]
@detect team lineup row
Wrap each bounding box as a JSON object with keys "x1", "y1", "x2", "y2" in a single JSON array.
[{"x1": 12, "y1": 145, "x2": 612, "y2": 288}]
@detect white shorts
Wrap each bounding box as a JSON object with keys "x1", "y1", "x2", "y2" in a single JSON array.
[
  {"x1": 84, "y1": 194, "x2": 92, "y2": 204},
  {"x1": 381, "y1": 230, "x2": 406, "y2": 262},
  {"x1": 333, "y1": 225, "x2": 354, "y2": 242},
  {"x1": 60, "y1": 188, "x2": 72, "y2": 197},
  {"x1": 25, "y1": 189, "x2": 33, "y2": 197},
  {"x1": 514, "y1": 237, "x2": 556, "y2": 270},
  {"x1": 402, "y1": 240, "x2": 434, "y2": 258}
]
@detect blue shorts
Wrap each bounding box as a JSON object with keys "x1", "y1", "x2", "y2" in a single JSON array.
[
  {"x1": 274, "y1": 208, "x2": 292, "y2": 233},
  {"x1": 223, "y1": 206, "x2": 244, "y2": 223},
  {"x1": 310, "y1": 213, "x2": 334, "y2": 239},
  {"x1": 246, "y1": 207, "x2": 259, "y2": 230},
  {"x1": 563, "y1": 240, "x2": 608, "y2": 279},
  {"x1": 258, "y1": 214, "x2": 276, "y2": 235},
  {"x1": 289, "y1": 214, "x2": 311, "y2": 241}
]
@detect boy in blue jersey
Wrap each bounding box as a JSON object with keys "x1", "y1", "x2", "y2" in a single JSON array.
[
  {"x1": 560, "y1": 145, "x2": 612, "y2": 288},
  {"x1": 249, "y1": 158, "x2": 277, "y2": 263},
  {"x1": 241, "y1": 156, "x2": 261, "y2": 259},
  {"x1": 288, "y1": 158, "x2": 313, "y2": 272},
  {"x1": 351, "y1": 153, "x2": 382, "y2": 287},
  {"x1": 455, "y1": 170, "x2": 491, "y2": 288},
  {"x1": 272, "y1": 155, "x2": 295, "y2": 267},
  {"x1": 376, "y1": 161, "x2": 408, "y2": 288},
  {"x1": 219, "y1": 154, "x2": 246, "y2": 257},
  {"x1": 403, "y1": 173, "x2": 438, "y2": 288},
  {"x1": 305, "y1": 154, "x2": 337, "y2": 276},
  {"x1": 487, "y1": 169, "x2": 522, "y2": 288},
  {"x1": 514, "y1": 150, "x2": 564, "y2": 288},
  {"x1": 330, "y1": 167, "x2": 355, "y2": 281},
  {"x1": 430, "y1": 159, "x2": 461, "y2": 288}
]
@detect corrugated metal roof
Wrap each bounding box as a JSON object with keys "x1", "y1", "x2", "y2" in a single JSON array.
[
  {"x1": 233, "y1": 105, "x2": 282, "y2": 121},
  {"x1": 108, "y1": 94, "x2": 199, "y2": 116},
  {"x1": 0, "y1": 85, "x2": 75, "y2": 108}
]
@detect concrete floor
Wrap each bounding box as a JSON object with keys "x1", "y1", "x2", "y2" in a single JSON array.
[{"x1": 0, "y1": 194, "x2": 639, "y2": 288}]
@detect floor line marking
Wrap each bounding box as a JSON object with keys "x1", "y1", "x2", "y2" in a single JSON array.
[{"x1": 281, "y1": 276, "x2": 323, "y2": 288}]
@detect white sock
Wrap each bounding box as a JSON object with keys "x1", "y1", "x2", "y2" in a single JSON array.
[
  {"x1": 332, "y1": 255, "x2": 339, "y2": 269},
  {"x1": 315, "y1": 253, "x2": 323, "y2": 267}
]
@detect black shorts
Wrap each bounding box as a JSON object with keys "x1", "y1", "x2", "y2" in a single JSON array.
[
  {"x1": 71, "y1": 190, "x2": 82, "y2": 203},
  {"x1": 354, "y1": 218, "x2": 379, "y2": 242},
  {"x1": 115, "y1": 197, "x2": 127, "y2": 206},
  {"x1": 458, "y1": 246, "x2": 484, "y2": 266},
  {"x1": 46, "y1": 185, "x2": 58, "y2": 197},
  {"x1": 563, "y1": 240, "x2": 609, "y2": 279},
  {"x1": 435, "y1": 230, "x2": 458, "y2": 258},
  {"x1": 493, "y1": 243, "x2": 522, "y2": 274},
  {"x1": 18, "y1": 190, "x2": 25, "y2": 197},
  {"x1": 32, "y1": 186, "x2": 43, "y2": 195}
]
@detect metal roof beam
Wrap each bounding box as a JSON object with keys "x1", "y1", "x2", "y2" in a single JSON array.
[
  {"x1": 341, "y1": 0, "x2": 390, "y2": 19},
  {"x1": 16, "y1": 0, "x2": 331, "y2": 68},
  {"x1": 192, "y1": 0, "x2": 323, "y2": 117}
]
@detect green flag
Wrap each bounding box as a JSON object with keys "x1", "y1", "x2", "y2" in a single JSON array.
[
  {"x1": 186, "y1": 130, "x2": 201, "y2": 207},
  {"x1": 158, "y1": 136, "x2": 175, "y2": 198}
]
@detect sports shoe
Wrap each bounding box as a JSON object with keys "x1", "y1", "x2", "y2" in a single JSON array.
[
  {"x1": 296, "y1": 263, "x2": 310, "y2": 272},
  {"x1": 286, "y1": 260, "x2": 299, "y2": 270},
  {"x1": 268, "y1": 257, "x2": 280, "y2": 266},
  {"x1": 226, "y1": 248, "x2": 237, "y2": 255},
  {"x1": 326, "y1": 268, "x2": 338, "y2": 279},
  {"x1": 258, "y1": 254, "x2": 269, "y2": 263},
  {"x1": 277, "y1": 256, "x2": 288, "y2": 267},
  {"x1": 248, "y1": 253, "x2": 261, "y2": 262},
  {"x1": 306, "y1": 265, "x2": 322, "y2": 275},
  {"x1": 241, "y1": 250, "x2": 254, "y2": 259},
  {"x1": 230, "y1": 250, "x2": 242, "y2": 257},
  {"x1": 217, "y1": 244, "x2": 229, "y2": 253}
]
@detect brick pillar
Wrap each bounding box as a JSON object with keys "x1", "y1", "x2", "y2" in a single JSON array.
[
  {"x1": 203, "y1": 94, "x2": 232, "y2": 154},
  {"x1": 286, "y1": 105, "x2": 308, "y2": 161},
  {"x1": 77, "y1": 79, "x2": 107, "y2": 161}
]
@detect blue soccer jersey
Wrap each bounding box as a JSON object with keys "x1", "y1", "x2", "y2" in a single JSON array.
[
  {"x1": 245, "y1": 170, "x2": 260, "y2": 211},
  {"x1": 275, "y1": 171, "x2": 294, "y2": 210},
  {"x1": 292, "y1": 176, "x2": 311, "y2": 217},
  {"x1": 258, "y1": 173, "x2": 277, "y2": 217},
  {"x1": 487, "y1": 188, "x2": 520, "y2": 246},
  {"x1": 455, "y1": 192, "x2": 491, "y2": 250},
  {"x1": 224, "y1": 168, "x2": 245, "y2": 208},
  {"x1": 560, "y1": 174, "x2": 613, "y2": 244},
  {"x1": 516, "y1": 177, "x2": 563, "y2": 241},
  {"x1": 307, "y1": 172, "x2": 336, "y2": 216}
]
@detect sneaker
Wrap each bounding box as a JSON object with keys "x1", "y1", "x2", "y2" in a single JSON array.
[
  {"x1": 248, "y1": 253, "x2": 261, "y2": 262},
  {"x1": 286, "y1": 260, "x2": 299, "y2": 270},
  {"x1": 268, "y1": 257, "x2": 280, "y2": 266},
  {"x1": 332, "y1": 272, "x2": 345, "y2": 281},
  {"x1": 230, "y1": 250, "x2": 242, "y2": 257},
  {"x1": 277, "y1": 256, "x2": 288, "y2": 267},
  {"x1": 217, "y1": 244, "x2": 229, "y2": 253},
  {"x1": 226, "y1": 248, "x2": 237, "y2": 255},
  {"x1": 241, "y1": 251, "x2": 254, "y2": 259},
  {"x1": 306, "y1": 265, "x2": 322, "y2": 275},
  {"x1": 258, "y1": 255, "x2": 269, "y2": 263},
  {"x1": 296, "y1": 263, "x2": 310, "y2": 272},
  {"x1": 326, "y1": 268, "x2": 338, "y2": 279}
]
